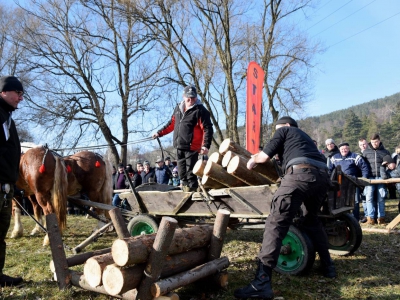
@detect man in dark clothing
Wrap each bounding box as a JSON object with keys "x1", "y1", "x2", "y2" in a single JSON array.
[
  {"x1": 155, "y1": 157, "x2": 172, "y2": 185},
  {"x1": 141, "y1": 160, "x2": 156, "y2": 183},
  {"x1": 112, "y1": 164, "x2": 127, "y2": 207},
  {"x1": 234, "y1": 116, "x2": 335, "y2": 300},
  {"x1": 153, "y1": 85, "x2": 213, "y2": 192},
  {"x1": 0, "y1": 76, "x2": 24, "y2": 287},
  {"x1": 330, "y1": 142, "x2": 370, "y2": 221},
  {"x1": 362, "y1": 134, "x2": 395, "y2": 225},
  {"x1": 164, "y1": 156, "x2": 175, "y2": 173}
]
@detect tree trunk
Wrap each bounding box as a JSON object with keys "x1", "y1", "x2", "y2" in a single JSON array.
[
  {"x1": 208, "y1": 152, "x2": 223, "y2": 165},
  {"x1": 203, "y1": 160, "x2": 247, "y2": 187},
  {"x1": 112, "y1": 225, "x2": 213, "y2": 267},
  {"x1": 219, "y1": 138, "x2": 252, "y2": 157},
  {"x1": 83, "y1": 253, "x2": 115, "y2": 287},
  {"x1": 221, "y1": 150, "x2": 249, "y2": 168},
  {"x1": 227, "y1": 156, "x2": 272, "y2": 185},
  {"x1": 193, "y1": 159, "x2": 207, "y2": 177},
  {"x1": 201, "y1": 175, "x2": 227, "y2": 189}
]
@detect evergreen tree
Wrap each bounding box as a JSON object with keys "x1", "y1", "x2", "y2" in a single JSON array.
[{"x1": 342, "y1": 111, "x2": 363, "y2": 149}]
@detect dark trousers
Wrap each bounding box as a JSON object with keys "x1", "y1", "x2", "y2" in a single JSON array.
[
  {"x1": 177, "y1": 149, "x2": 199, "y2": 188},
  {"x1": 258, "y1": 167, "x2": 332, "y2": 268},
  {"x1": 0, "y1": 186, "x2": 13, "y2": 275}
]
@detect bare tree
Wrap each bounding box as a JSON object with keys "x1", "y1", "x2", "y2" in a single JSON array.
[{"x1": 17, "y1": 0, "x2": 166, "y2": 164}]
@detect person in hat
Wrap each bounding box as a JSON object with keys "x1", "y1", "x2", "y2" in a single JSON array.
[
  {"x1": 323, "y1": 138, "x2": 339, "y2": 169},
  {"x1": 112, "y1": 163, "x2": 128, "y2": 207},
  {"x1": 168, "y1": 166, "x2": 180, "y2": 187},
  {"x1": 141, "y1": 160, "x2": 156, "y2": 183},
  {"x1": 234, "y1": 116, "x2": 335, "y2": 299},
  {"x1": 0, "y1": 76, "x2": 24, "y2": 286},
  {"x1": 152, "y1": 85, "x2": 213, "y2": 192},
  {"x1": 164, "y1": 156, "x2": 175, "y2": 173},
  {"x1": 330, "y1": 142, "x2": 370, "y2": 221},
  {"x1": 155, "y1": 157, "x2": 172, "y2": 185}
]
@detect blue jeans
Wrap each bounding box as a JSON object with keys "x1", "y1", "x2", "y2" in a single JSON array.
[
  {"x1": 353, "y1": 187, "x2": 367, "y2": 220},
  {"x1": 364, "y1": 177, "x2": 387, "y2": 218},
  {"x1": 112, "y1": 194, "x2": 121, "y2": 207}
]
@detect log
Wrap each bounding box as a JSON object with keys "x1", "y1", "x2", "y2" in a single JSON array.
[
  {"x1": 72, "y1": 221, "x2": 113, "y2": 254},
  {"x1": 203, "y1": 160, "x2": 247, "y2": 187},
  {"x1": 221, "y1": 151, "x2": 248, "y2": 168},
  {"x1": 219, "y1": 138, "x2": 252, "y2": 157},
  {"x1": 50, "y1": 248, "x2": 112, "y2": 273},
  {"x1": 201, "y1": 175, "x2": 227, "y2": 189},
  {"x1": 109, "y1": 207, "x2": 131, "y2": 239},
  {"x1": 84, "y1": 253, "x2": 115, "y2": 287},
  {"x1": 103, "y1": 248, "x2": 207, "y2": 296},
  {"x1": 112, "y1": 225, "x2": 213, "y2": 267},
  {"x1": 46, "y1": 213, "x2": 71, "y2": 290},
  {"x1": 151, "y1": 257, "x2": 230, "y2": 297},
  {"x1": 193, "y1": 159, "x2": 207, "y2": 177},
  {"x1": 227, "y1": 156, "x2": 271, "y2": 186},
  {"x1": 137, "y1": 217, "x2": 178, "y2": 300},
  {"x1": 208, "y1": 152, "x2": 223, "y2": 165},
  {"x1": 252, "y1": 161, "x2": 280, "y2": 183},
  {"x1": 208, "y1": 209, "x2": 230, "y2": 261}
]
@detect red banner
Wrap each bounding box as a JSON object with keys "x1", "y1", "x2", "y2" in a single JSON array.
[{"x1": 246, "y1": 61, "x2": 264, "y2": 154}]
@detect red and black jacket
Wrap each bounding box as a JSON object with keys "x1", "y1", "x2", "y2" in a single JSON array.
[{"x1": 158, "y1": 100, "x2": 213, "y2": 152}]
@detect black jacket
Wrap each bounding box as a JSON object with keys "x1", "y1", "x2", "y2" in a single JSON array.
[
  {"x1": 0, "y1": 97, "x2": 21, "y2": 183},
  {"x1": 362, "y1": 142, "x2": 393, "y2": 177},
  {"x1": 141, "y1": 168, "x2": 156, "y2": 183},
  {"x1": 158, "y1": 99, "x2": 213, "y2": 152}
]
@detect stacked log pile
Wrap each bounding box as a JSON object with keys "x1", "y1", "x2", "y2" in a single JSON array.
[
  {"x1": 194, "y1": 138, "x2": 280, "y2": 189},
  {"x1": 47, "y1": 208, "x2": 231, "y2": 300}
]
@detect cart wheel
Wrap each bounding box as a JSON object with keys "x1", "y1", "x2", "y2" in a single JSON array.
[
  {"x1": 275, "y1": 225, "x2": 315, "y2": 276},
  {"x1": 127, "y1": 215, "x2": 159, "y2": 236},
  {"x1": 327, "y1": 213, "x2": 362, "y2": 256}
]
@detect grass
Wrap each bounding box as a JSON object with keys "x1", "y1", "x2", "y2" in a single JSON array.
[{"x1": 1, "y1": 200, "x2": 400, "y2": 299}]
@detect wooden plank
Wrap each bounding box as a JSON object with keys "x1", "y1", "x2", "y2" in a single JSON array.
[
  {"x1": 68, "y1": 197, "x2": 137, "y2": 218},
  {"x1": 386, "y1": 214, "x2": 400, "y2": 230},
  {"x1": 137, "y1": 191, "x2": 193, "y2": 214},
  {"x1": 172, "y1": 192, "x2": 193, "y2": 215}
]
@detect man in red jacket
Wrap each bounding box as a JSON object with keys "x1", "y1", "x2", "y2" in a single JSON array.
[{"x1": 153, "y1": 85, "x2": 213, "y2": 192}]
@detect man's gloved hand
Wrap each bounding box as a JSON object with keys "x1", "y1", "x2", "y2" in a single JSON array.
[
  {"x1": 200, "y1": 146, "x2": 209, "y2": 155},
  {"x1": 152, "y1": 133, "x2": 159, "y2": 139}
]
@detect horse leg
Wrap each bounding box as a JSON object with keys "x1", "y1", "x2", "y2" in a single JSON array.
[
  {"x1": 10, "y1": 200, "x2": 23, "y2": 238},
  {"x1": 30, "y1": 202, "x2": 44, "y2": 236}
]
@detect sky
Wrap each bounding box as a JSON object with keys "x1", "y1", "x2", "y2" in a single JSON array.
[{"x1": 301, "y1": 0, "x2": 400, "y2": 117}]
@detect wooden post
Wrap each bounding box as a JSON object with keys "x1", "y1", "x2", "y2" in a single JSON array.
[
  {"x1": 46, "y1": 213, "x2": 71, "y2": 290},
  {"x1": 386, "y1": 214, "x2": 400, "y2": 230},
  {"x1": 193, "y1": 159, "x2": 207, "y2": 177},
  {"x1": 151, "y1": 257, "x2": 230, "y2": 298},
  {"x1": 50, "y1": 248, "x2": 112, "y2": 273},
  {"x1": 109, "y1": 207, "x2": 131, "y2": 238},
  {"x1": 208, "y1": 152, "x2": 223, "y2": 165},
  {"x1": 208, "y1": 209, "x2": 230, "y2": 261},
  {"x1": 136, "y1": 217, "x2": 178, "y2": 300},
  {"x1": 112, "y1": 225, "x2": 213, "y2": 267},
  {"x1": 219, "y1": 138, "x2": 252, "y2": 157},
  {"x1": 221, "y1": 151, "x2": 248, "y2": 168}
]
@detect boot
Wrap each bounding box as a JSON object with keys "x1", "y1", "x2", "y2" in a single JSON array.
[
  {"x1": 320, "y1": 258, "x2": 337, "y2": 278},
  {"x1": 233, "y1": 259, "x2": 274, "y2": 299},
  {"x1": 0, "y1": 274, "x2": 23, "y2": 287},
  {"x1": 377, "y1": 217, "x2": 386, "y2": 225},
  {"x1": 366, "y1": 217, "x2": 376, "y2": 225}
]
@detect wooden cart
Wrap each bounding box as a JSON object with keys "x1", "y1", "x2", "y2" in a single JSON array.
[{"x1": 70, "y1": 165, "x2": 362, "y2": 276}]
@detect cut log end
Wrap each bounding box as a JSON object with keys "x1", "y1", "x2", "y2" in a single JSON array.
[
  {"x1": 111, "y1": 239, "x2": 130, "y2": 266},
  {"x1": 83, "y1": 258, "x2": 103, "y2": 287},
  {"x1": 102, "y1": 264, "x2": 126, "y2": 296}
]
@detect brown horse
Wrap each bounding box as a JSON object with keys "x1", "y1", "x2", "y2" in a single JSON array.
[
  {"x1": 64, "y1": 150, "x2": 113, "y2": 221},
  {"x1": 13, "y1": 146, "x2": 68, "y2": 245}
]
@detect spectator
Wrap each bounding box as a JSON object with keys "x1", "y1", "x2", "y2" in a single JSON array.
[
  {"x1": 111, "y1": 165, "x2": 117, "y2": 183},
  {"x1": 0, "y1": 76, "x2": 24, "y2": 287},
  {"x1": 155, "y1": 157, "x2": 172, "y2": 185},
  {"x1": 324, "y1": 138, "x2": 339, "y2": 167},
  {"x1": 357, "y1": 138, "x2": 369, "y2": 222},
  {"x1": 125, "y1": 165, "x2": 142, "y2": 188},
  {"x1": 164, "y1": 156, "x2": 175, "y2": 172},
  {"x1": 169, "y1": 167, "x2": 181, "y2": 187},
  {"x1": 136, "y1": 161, "x2": 143, "y2": 175},
  {"x1": 362, "y1": 134, "x2": 395, "y2": 225},
  {"x1": 330, "y1": 142, "x2": 370, "y2": 221},
  {"x1": 141, "y1": 160, "x2": 156, "y2": 183},
  {"x1": 358, "y1": 138, "x2": 368, "y2": 153},
  {"x1": 152, "y1": 85, "x2": 213, "y2": 192},
  {"x1": 112, "y1": 163, "x2": 127, "y2": 207}
]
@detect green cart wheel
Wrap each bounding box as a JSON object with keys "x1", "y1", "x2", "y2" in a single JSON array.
[
  {"x1": 327, "y1": 213, "x2": 362, "y2": 256},
  {"x1": 127, "y1": 215, "x2": 159, "y2": 236},
  {"x1": 275, "y1": 225, "x2": 315, "y2": 275}
]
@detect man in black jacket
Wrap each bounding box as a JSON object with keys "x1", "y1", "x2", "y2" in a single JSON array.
[
  {"x1": 153, "y1": 85, "x2": 213, "y2": 192},
  {"x1": 0, "y1": 76, "x2": 24, "y2": 286},
  {"x1": 234, "y1": 116, "x2": 335, "y2": 300},
  {"x1": 362, "y1": 134, "x2": 395, "y2": 225}
]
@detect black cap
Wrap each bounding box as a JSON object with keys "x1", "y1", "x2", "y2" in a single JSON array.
[
  {"x1": 0, "y1": 76, "x2": 23, "y2": 92},
  {"x1": 165, "y1": 157, "x2": 171, "y2": 161},
  {"x1": 338, "y1": 142, "x2": 349, "y2": 148},
  {"x1": 183, "y1": 85, "x2": 197, "y2": 98},
  {"x1": 276, "y1": 116, "x2": 298, "y2": 128},
  {"x1": 118, "y1": 163, "x2": 124, "y2": 168}
]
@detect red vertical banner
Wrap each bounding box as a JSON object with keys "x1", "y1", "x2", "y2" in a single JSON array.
[{"x1": 246, "y1": 61, "x2": 264, "y2": 154}]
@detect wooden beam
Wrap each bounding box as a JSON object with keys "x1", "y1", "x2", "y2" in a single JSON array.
[{"x1": 386, "y1": 214, "x2": 400, "y2": 230}]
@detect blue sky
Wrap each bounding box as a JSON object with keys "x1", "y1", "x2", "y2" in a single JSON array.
[{"x1": 302, "y1": 0, "x2": 400, "y2": 116}]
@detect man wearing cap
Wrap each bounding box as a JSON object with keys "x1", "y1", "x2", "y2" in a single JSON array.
[
  {"x1": 0, "y1": 76, "x2": 24, "y2": 286},
  {"x1": 164, "y1": 156, "x2": 175, "y2": 173},
  {"x1": 155, "y1": 157, "x2": 172, "y2": 185},
  {"x1": 330, "y1": 142, "x2": 370, "y2": 221},
  {"x1": 152, "y1": 85, "x2": 213, "y2": 192},
  {"x1": 234, "y1": 116, "x2": 335, "y2": 299}
]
